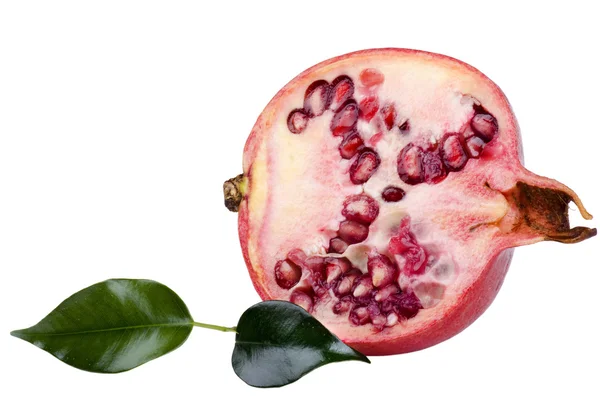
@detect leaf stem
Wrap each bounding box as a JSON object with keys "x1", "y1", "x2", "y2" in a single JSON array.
[{"x1": 192, "y1": 321, "x2": 237, "y2": 333}]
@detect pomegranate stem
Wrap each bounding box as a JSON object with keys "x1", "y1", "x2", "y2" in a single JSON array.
[{"x1": 192, "y1": 321, "x2": 237, "y2": 333}]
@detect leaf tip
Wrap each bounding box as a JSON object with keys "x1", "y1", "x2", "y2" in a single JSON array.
[{"x1": 10, "y1": 329, "x2": 25, "y2": 339}]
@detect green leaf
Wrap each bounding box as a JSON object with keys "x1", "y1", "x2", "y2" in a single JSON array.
[
  {"x1": 11, "y1": 279, "x2": 193, "y2": 373},
  {"x1": 232, "y1": 300, "x2": 370, "y2": 388}
]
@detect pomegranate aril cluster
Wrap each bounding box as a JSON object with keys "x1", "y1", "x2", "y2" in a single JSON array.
[
  {"x1": 286, "y1": 74, "x2": 385, "y2": 186},
  {"x1": 397, "y1": 105, "x2": 498, "y2": 185},
  {"x1": 276, "y1": 248, "x2": 423, "y2": 330},
  {"x1": 329, "y1": 194, "x2": 379, "y2": 253}
]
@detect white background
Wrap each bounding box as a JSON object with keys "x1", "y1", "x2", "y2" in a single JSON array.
[{"x1": 1, "y1": 1, "x2": 598, "y2": 398}]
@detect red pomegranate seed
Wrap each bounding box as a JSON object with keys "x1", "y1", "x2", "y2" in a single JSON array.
[
  {"x1": 367, "y1": 253, "x2": 398, "y2": 288},
  {"x1": 422, "y1": 149, "x2": 447, "y2": 184},
  {"x1": 402, "y1": 246, "x2": 428, "y2": 274},
  {"x1": 359, "y1": 96, "x2": 379, "y2": 121},
  {"x1": 349, "y1": 306, "x2": 370, "y2": 325},
  {"x1": 287, "y1": 109, "x2": 309, "y2": 134},
  {"x1": 388, "y1": 217, "x2": 429, "y2": 275},
  {"x1": 381, "y1": 186, "x2": 405, "y2": 202},
  {"x1": 397, "y1": 143, "x2": 424, "y2": 185},
  {"x1": 342, "y1": 194, "x2": 380, "y2": 225},
  {"x1": 303, "y1": 80, "x2": 331, "y2": 117},
  {"x1": 352, "y1": 275, "x2": 374, "y2": 298},
  {"x1": 440, "y1": 133, "x2": 468, "y2": 171},
  {"x1": 290, "y1": 289, "x2": 314, "y2": 312},
  {"x1": 335, "y1": 269, "x2": 361, "y2": 296},
  {"x1": 330, "y1": 75, "x2": 354, "y2": 111},
  {"x1": 330, "y1": 100, "x2": 359, "y2": 136},
  {"x1": 324, "y1": 257, "x2": 352, "y2": 285},
  {"x1": 381, "y1": 103, "x2": 397, "y2": 130},
  {"x1": 304, "y1": 255, "x2": 324, "y2": 271},
  {"x1": 383, "y1": 292, "x2": 423, "y2": 319},
  {"x1": 464, "y1": 135, "x2": 486, "y2": 158},
  {"x1": 338, "y1": 220, "x2": 369, "y2": 244},
  {"x1": 329, "y1": 237, "x2": 349, "y2": 254},
  {"x1": 349, "y1": 148, "x2": 381, "y2": 184},
  {"x1": 368, "y1": 132, "x2": 384, "y2": 147},
  {"x1": 374, "y1": 284, "x2": 401, "y2": 302},
  {"x1": 339, "y1": 131, "x2": 365, "y2": 159},
  {"x1": 359, "y1": 68, "x2": 385, "y2": 88},
  {"x1": 399, "y1": 119, "x2": 410, "y2": 132},
  {"x1": 274, "y1": 259, "x2": 302, "y2": 289},
  {"x1": 367, "y1": 303, "x2": 387, "y2": 327},
  {"x1": 305, "y1": 260, "x2": 328, "y2": 297},
  {"x1": 389, "y1": 217, "x2": 418, "y2": 251},
  {"x1": 471, "y1": 113, "x2": 498, "y2": 143},
  {"x1": 333, "y1": 296, "x2": 353, "y2": 314}
]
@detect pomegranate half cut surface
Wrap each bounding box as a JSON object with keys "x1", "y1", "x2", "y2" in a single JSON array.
[{"x1": 223, "y1": 48, "x2": 596, "y2": 356}]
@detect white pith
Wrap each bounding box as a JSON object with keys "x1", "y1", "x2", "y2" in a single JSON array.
[{"x1": 240, "y1": 50, "x2": 590, "y2": 345}]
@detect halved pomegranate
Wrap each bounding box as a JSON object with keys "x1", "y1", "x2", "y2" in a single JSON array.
[{"x1": 223, "y1": 48, "x2": 596, "y2": 356}]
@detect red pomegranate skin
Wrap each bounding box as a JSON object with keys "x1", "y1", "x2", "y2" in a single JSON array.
[{"x1": 224, "y1": 48, "x2": 596, "y2": 356}]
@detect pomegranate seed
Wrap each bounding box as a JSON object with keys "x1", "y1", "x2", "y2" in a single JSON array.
[
  {"x1": 342, "y1": 194, "x2": 380, "y2": 225},
  {"x1": 359, "y1": 96, "x2": 379, "y2": 121},
  {"x1": 381, "y1": 103, "x2": 397, "y2": 130},
  {"x1": 303, "y1": 256, "x2": 327, "y2": 296},
  {"x1": 330, "y1": 100, "x2": 359, "y2": 136},
  {"x1": 274, "y1": 259, "x2": 302, "y2": 289},
  {"x1": 329, "y1": 237, "x2": 348, "y2": 254},
  {"x1": 440, "y1": 133, "x2": 468, "y2": 171},
  {"x1": 287, "y1": 109, "x2": 309, "y2": 134},
  {"x1": 385, "y1": 312, "x2": 399, "y2": 327},
  {"x1": 368, "y1": 254, "x2": 398, "y2": 288},
  {"x1": 352, "y1": 275, "x2": 374, "y2": 298},
  {"x1": 388, "y1": 217, "x2": 429, "y2": 275},
  {"x1": 368, "y1": 132, "x2": 384, "y2": 147},
  {"x1": 389, "y1": 233, "x2": 416, "y2": 255},
  {"x1": 471, "y1": 113, "x2": 498, "y2": 143},
  {"x1": 339, "y1": 131, "x2": 365, "y2": 159},
  {"x1": 338, "y1": 220, "x2": 369, "y2": 244},
  {"x1": 290, "y1": 289, "x2": 314, "y2": 312},
  {"x1": 349, "y1": 148, "x2": 381, "y2": 184},
  {"x1": 335, "y1": 269, "x2": 360, "y2": 296},
  {"x1": 359, "y1": 68, "x2": 385, "y2": 88},
  {"x1": 388, "y1": 217, "x2": 417, "y2": 253},
  {"x1": 422, "y1": 149, "x2": 447, "y2": 184},
  {"x1": 333, "y1": 296, "x2": 353, "y2": 314},
  {"x1": 384, "y1": 292, "x2": 423, "y2": 319},
  {"x1": 399, "y1": 119, "x2": 410, "y2": 132},
  {"x1": 367, "y1": 303, "x2": 387, "y2": 327},
  {"x1": 397, "y1": 143, "x2": 424, "y2": 185},
  {"x1": 303, "y1": 80, "x2": 331, "y2": 117},
  {"x1": 330, "y1": 75, "x2": 354, "y2": 111},
  {"x1": 381, "y1": 186, "x2": 405, "y2": 202},
  {"x1": 374, "y1": 284, "x2": 401, "y2": 302},
  {"x1": 304, "y1": 255, "x2": 324, "y2": 272},
  {"x1": 464, "y1": 135, "x2": 486, "y2": 158},
  {"x1": 349, "y1": 306, "x2": 370, "y2": 325},
  {"x1": 402, "y1": 246, "x2": 428, "y2": 274},
  {"x1": 324, "y1": 257, "x2": 352, "y2": 285}
]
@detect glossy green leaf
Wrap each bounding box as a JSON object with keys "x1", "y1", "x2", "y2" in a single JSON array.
[
  {"x1": 232, "y1": 300, "x2": 370, "y2": 388},
  {"x1": 11, "y1": 279, "x2": 193, "y2": 373}
]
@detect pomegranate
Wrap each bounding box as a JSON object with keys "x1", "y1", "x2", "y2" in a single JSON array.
[{"x1": 223, "y1": 48, "x2": 596, "y2": 356}]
